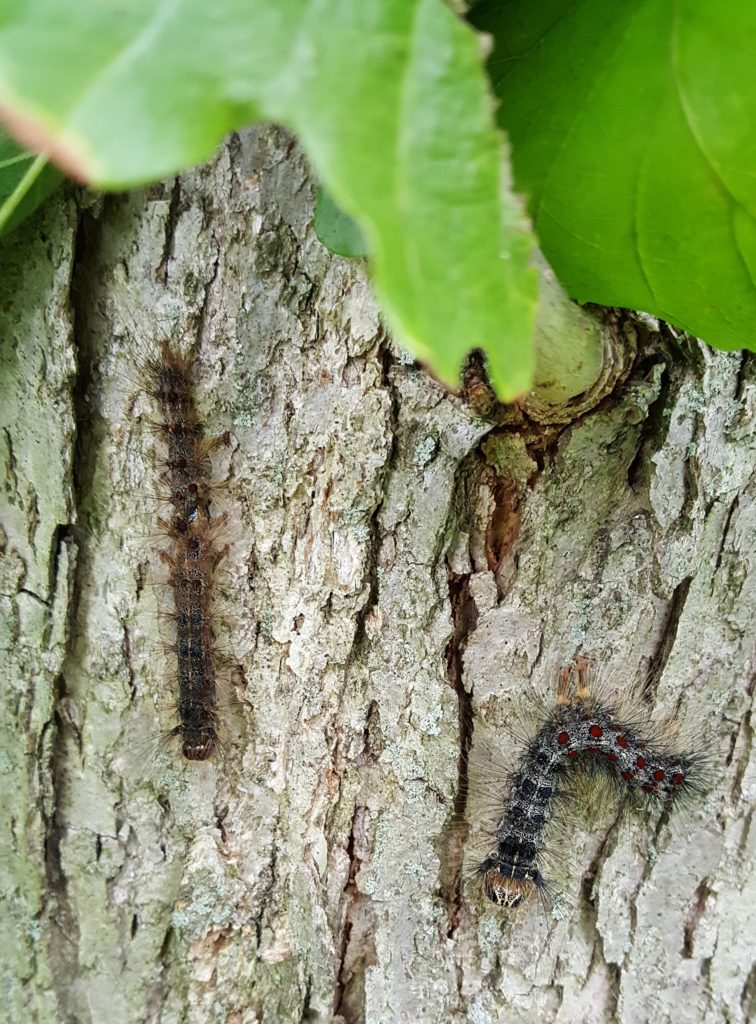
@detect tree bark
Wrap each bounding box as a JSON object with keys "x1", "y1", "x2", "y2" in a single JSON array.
[{"x1": 1, "y1": 125, "x2": 753, "y2": 1024}]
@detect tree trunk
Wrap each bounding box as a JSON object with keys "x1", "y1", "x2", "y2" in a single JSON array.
[{"x1": 1, "y1": 125, "x2": 753, "y2": 1024}]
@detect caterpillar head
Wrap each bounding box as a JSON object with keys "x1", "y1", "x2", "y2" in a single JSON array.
[
  {"x1": 478, "y1": 855, "x2": 544, "y2": 909},
  {"x1": 182, "y1": 727, "x2": 216, "y2": 761}
]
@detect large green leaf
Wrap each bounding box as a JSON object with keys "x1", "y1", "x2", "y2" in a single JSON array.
[
  {"x1": 0, "y1": 1, "x2": 538, "y2": 399},
  {"x1": 0, "y1": 131, "x2": 61, "y2": 233},
  {"x1": 471, "y1": 0, "x2": 756, "y2": 352}
]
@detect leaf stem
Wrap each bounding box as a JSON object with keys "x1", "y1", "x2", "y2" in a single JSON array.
[
  {"x1": 0, "y1": 152, "x2": 31, "y2": 170},
  {"x1": 0, "y1": 153, "x2": 47, "y2": 233}
]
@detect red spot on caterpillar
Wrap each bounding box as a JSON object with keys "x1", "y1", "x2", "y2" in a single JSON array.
[
  {"x1": 672, "y1": 773, "x2": 684, "y2": 785},
  {"x1": 621, "y1": 771, "x2": 633, "y2": 781},
  {"x1": 606, "y1": 753, "x2": 619, "y2": 762},
  {"x1": 557, "y1": 731, "x2": 570, "y2": 745},
  {"x1": 637, "y1": 755, "x2": 646, "y2": 769},
  {"x1": 653, "y1": 769, "x2": 665, "y2": 782},
  {"x1": 587, "y1": 746, "x2": 599, "y2": 753},
  {"x1": 616, "y1": 735, "x2": 628, "y2": 748},
  {"x1": 568, "y1": 750, "x2": 579, "y2": 759},
  {"x1": 589, "y1": 724, "x2": 603, "y2": 738}
]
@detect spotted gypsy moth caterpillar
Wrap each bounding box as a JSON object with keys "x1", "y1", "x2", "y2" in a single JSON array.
[
  {"x1": 477, "y1": 657, "x2": 702, "y2": 909},
  {"x1": 145, "y1": 341, "x2": 228, "y2": 761}
]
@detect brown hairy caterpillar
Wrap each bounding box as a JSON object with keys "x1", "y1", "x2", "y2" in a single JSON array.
[
  {"x1": 476, "y1": 656, "x2": 704, "y2": 910},
  {"x1": 144, "y1": 340, "x2": 229, "y2": 761}
]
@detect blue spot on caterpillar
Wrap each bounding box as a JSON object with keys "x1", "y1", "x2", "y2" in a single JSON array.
[{"x1": 476, "y1": 656, "x2": 704, "y2": 909}]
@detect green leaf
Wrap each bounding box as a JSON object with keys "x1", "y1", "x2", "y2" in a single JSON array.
[
  {"x1": 314, "y1": 187, "x2": 369, "y2": 260},
  {"x1": 0, "y1": 1, "x2": 538, "y2": 399},
  {"x1": 471, "y1": 0, "x2": 756, "y2": 352},
  {"x1": 0, "y1": 131, "x2": 61, "y2": 233}
]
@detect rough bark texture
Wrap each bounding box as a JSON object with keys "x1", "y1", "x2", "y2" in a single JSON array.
[{"x1": 1, "y1": 125, "x2": 754, "y2": 1024}]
